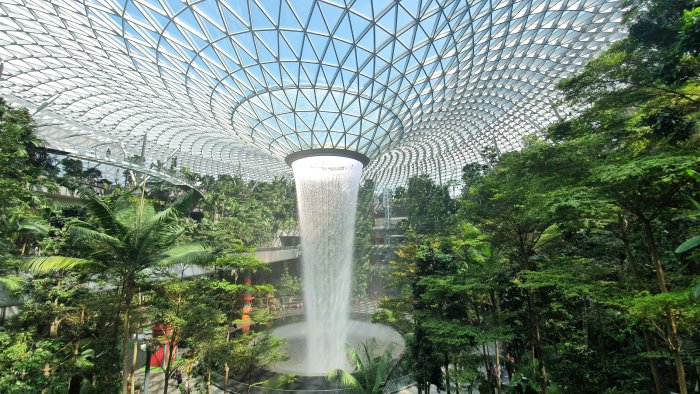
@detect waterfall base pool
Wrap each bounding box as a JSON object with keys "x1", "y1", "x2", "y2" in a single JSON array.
[{"x1": 269, "y1": 320, "x2": 405, "y2": 376}]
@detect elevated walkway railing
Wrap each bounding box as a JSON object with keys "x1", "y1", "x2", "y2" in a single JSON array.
[
  {"x1": 210, "y1": 374, "x2": 414, "y2": 394},
  {"x1": 44, "y1": 145, "x2": 197, "y2": 190}
]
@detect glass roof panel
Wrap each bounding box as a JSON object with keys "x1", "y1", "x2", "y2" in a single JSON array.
[{"x1": 0, "y1": 0, "x2": 624, "y2": 188}]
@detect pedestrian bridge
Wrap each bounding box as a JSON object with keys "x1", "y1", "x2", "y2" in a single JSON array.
[{"x1": 166, "y1": 246, "x2": 301, "y2": 279}]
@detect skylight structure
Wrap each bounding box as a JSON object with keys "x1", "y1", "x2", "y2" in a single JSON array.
[{"x1": 0, "y1": 0, "x2": 624, "y2": 187}]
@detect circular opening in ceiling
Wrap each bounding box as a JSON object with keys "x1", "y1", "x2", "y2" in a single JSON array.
[
  {"x1": 284, "y1": 148, "x2": 370, "y2": 167},
  {"x1": 230, "y1": 87, "x2": 405, "y2": 158}
]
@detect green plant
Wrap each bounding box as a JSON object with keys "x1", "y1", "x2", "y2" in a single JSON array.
[
  {"x1": 327, "y1": 339, "x2": 401, "y2": 394},
  {"x1": 24, "y1": 189, "x2": 215, "y2": 394}
]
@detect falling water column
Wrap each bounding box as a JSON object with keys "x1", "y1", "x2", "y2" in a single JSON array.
[{"x1": 290, "y1": 153, "x2": 364, "y2": 375}]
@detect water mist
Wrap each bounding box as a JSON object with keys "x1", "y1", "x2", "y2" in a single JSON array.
[{"x1": 291, "y1": 155, "x2": 363, "y2": 375}]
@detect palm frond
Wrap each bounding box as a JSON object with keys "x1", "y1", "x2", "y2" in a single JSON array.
[
  {"x1": 141, "y1": 207, "x2": 178, "y2": 231},
  {"x1": 17, "y1": 220, "x2": 49, "y2": 236},
  {"x1": 135, "y1": 208, "x2": 184, "y2": 252},
  {"x1": 327, "y1": 368, "x2": 363, "y2": 394},
  {"x1": 158, "y1": 243, "x2": 214, "y2": 267},
  {"x1": 0, "y1": 275, "x2": 25, "y2": 291},
  {"x1": 347, "y1": 345, "x2": 361, "y2": 366},
  {"x1": 23, "y1": 256, "x2": 102, "y2": 273},
  {"x1": 371, "y1": 362, "x2": 389, "y2": 394},
  {"x1": 78, "y1": 190, "x2": 127, "y2": 237},
  {"x1": 169, "y1": 189, "x2": 202, "y2": 216},
  {"x1": 342, "y1": 340, "x2": 400, "y2": 394},
  {"x1": 67, "y1": 222, "x2": 123, "y2": 251},
  {"x1": 360, "y1": 342, "x2": 374, "y2": 386},
  {"x1": 156, "y1": 226, "x2": 186, "y2": 248},
  {"x1": 133, "y1": 223, "x2": 184, "y2": 261},
  {"x1": 383, "y1": 342, "x2": 397, "y2": 358},
  {"x1": 676, "y1": 236, "x2": 700, "y2": 253}
]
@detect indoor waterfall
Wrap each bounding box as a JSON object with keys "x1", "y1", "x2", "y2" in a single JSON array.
[{"x1": 291, "y1": 155, "x2": 363, "y2": 375}]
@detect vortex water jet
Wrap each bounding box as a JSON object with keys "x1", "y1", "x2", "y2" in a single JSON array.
[{"x1": 289, "y1": 150, "x2": 367, "y2": 375}]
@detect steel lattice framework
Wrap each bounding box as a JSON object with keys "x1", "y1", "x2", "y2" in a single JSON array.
[{"x1": 0, "y1": 0, "x2": 625, "y2": 188}]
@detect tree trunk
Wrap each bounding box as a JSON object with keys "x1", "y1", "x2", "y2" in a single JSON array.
[
  {"x1": 494, "y1": 340, "x2": 502, "y2": 394},
  {"x1": 50, "y1": 281, "x2": 61, "y2": 338},
  {"x1": 674, "y1": 347, "x2": 689, "y2": 394},
  {"x1": 68, "y1": 375, "x2": 84, "y2": 394},
  {"x1": 120, "y1": 311, "x2": 131, "y2": 394},
  {"x1": 642, "y1": 327, "x2": 663, "y2": 394},
  {"x1": 207, "y1": 369, "x2": 212, "y2": 394},
  {"x1": 517, "y1": 238, "x2": 547, "y2": 394},
  {"x1": 618, "y1": 212, "x2": 632, "y2": 276},
  {"x1": 526, "y1": 289, "x2": 547, "y2": 394},
  {"x1": 455, "y1": 372, "x2": 460, "y2": 394},
  {"x1": 49, "y1": 294, "x2": 61, "y2": 338},
  {"x1": 121, "y1": 281, "x2": 135, "y2": 394},
  {"x1": 41, "y1": 362, "x2": 52, "y2": 394},
  {"x1": 641, "y1": 218, "x2": 668, "y2": 293},
  {"x1": 66, "y1": 342, "x2": 83, "y2": 393},
  {"x1": 445, "y1": 353, "x2": 450, "y2": 394},
  {"x1": 224, "y1": 363, "x2": 230, "y2": 393},
  {"x1": 641, "y1": 218, "x2": 688, "y2": 394},
  {"x1": 162, "y1": 329, "x2": 178, "y2": 394},
  {"x1": 535, "y1": 312, "x2": 547, "y2": 394},
  {"x1": 480, "y1": 344, "x2": 493, "y2": 394},
  {"x1": 225, "y1": 328, "x2": 231, "y2": 392},
  {"x1": 144, "y1": 345, "x2": 152, "y2": 394},
  {"x1": 494, "y1": 292, "x2": 503, "y2": 394},
  {"x1": 49, "y1": 316, "x2": 60, "y2": 338},
  {"x1": 163, "y1": 289, "x2": 185, "y2": 394},
  {"x1": 130, "y1": 325, "x2": 139, "y2": 394},
  {"x1": 669, "y1": 310, "x2": 688, "y2": 394}
]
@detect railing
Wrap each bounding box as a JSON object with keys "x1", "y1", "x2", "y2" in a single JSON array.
[
  {"x1": 75, "y1": 147, "x2": 194, "y2": 187},
  {"x1": 45, "y1": 145, "x2": 198, "y2": 190},
  {"x1": 211, "y1": 374, "x2": 415, "y2": 394},
  {"x1": 382, "y1": 375, "x2": 414, "y2": 394},
  {"x1": 214, "y1": 380, "x2": 351, "y2": 394}
]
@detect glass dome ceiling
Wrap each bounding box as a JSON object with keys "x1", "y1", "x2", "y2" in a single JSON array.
[{"x1": 0, "y1": 0, "x2": 624, "y2": 188}]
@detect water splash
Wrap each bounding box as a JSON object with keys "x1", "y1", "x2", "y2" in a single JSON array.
[{"x1": 291, "y1": 155, "x2": 363, "y2": 375}]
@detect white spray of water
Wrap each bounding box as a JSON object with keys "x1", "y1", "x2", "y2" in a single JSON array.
[{"x1": 291, "y1": 155, "x2": 363, "y2": 375}]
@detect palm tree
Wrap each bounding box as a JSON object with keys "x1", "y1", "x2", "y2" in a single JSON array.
[
  {"x1": 25, "y1": 188, "x2": 214, "y2": 394},
  {"x1": 327, "y1": 340, "x2": 402, "y2": 394}
]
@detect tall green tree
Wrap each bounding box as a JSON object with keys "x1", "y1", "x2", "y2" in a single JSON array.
[
  {"x1": 549, "y1": 2, "x2": 700, "y2": 389},
  {"x1": 354, "y1": 179, "x2": 376, "y2": 298},
  {"x1": 0, "y1": 98, "x2": 56, "y2": 294},
  {"x1": 25, "y1": 189, "x2": 215, "y2": 394},
  {"x1": 404, "y1": 175, "x2": 454, "y2": 236}
]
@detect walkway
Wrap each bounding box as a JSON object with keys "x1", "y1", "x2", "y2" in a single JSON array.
[
  {"x1": 276, "y1": 298, "x2": 381, "y2": 319},
  {"x1": 132, "y1": 368, "x2": 226, "y2": 394}
]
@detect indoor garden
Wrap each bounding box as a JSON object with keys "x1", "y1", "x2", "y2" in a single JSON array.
[{"x1": 0, "y1": 0, "x2": 699, "y2": 393}]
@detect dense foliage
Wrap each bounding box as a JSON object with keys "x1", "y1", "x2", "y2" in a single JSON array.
[
  {"x1": 0, "y1": 106, "x2": 296, "y2": 393},
  {"x1": 2, "y1": 1, "x2": 700, "y2": 393},
  {"x1": 377, "y1": 1, "x2": 700, "y2": 393},
  {"x1": 195, "y1": 174, "x2": 297, "y2": 247},
  {"x1": 0, "y1": 98, "x2": 55, "y2": 293},
  {"x1": 354, "y1": 179, "x2": 377, "y2": 297}
]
